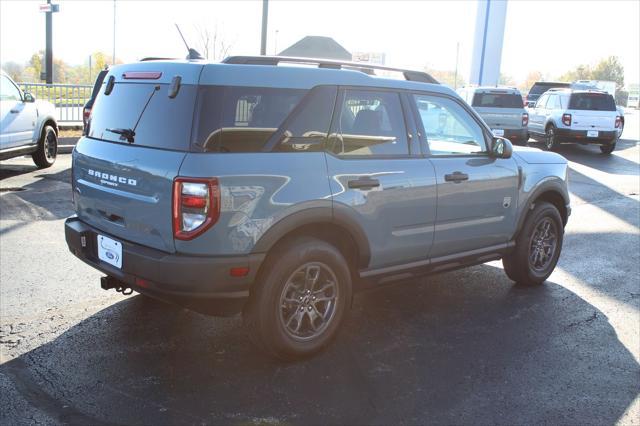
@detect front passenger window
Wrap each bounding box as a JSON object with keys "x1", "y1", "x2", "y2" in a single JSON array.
[{"x1": 413, "y1": 94, "x2": 487, "y2": 155}]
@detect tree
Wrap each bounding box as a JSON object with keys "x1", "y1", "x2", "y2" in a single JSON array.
[
  {"x1": 499, "y1": 73, "x2": 516, "y2": 87},
  {"x1": 1, "y1": 61, "x2": 24, "y2": 81},
  {"x1": 559, "y1": 64, "x2": 592, "y2": 82},
  {"x1": 592, "y1": 56, "x2": 624, "y2": 90},
  {"x1": 194, "y1": 24, "x2": 233, "y2": 61},
  {"x1": 523, "y1": 71, "x2": 543, "y2": 93},
  {"x1": 424, "y1": 68, "x2": 466, "y2": 89}
]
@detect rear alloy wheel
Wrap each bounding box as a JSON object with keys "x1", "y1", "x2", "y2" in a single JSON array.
[
  {"x1": 503, "y1": 201, "x2": 564, "y2": 286},
  {"x1": 32, "y1": 125, "x2": 57, "y2": 169},
  {"x1": 543, "y1": 125, "x2": 558, "y2": 151},
  {"x1": 599, "y1": 143, "x2": 616, "y2": 154},
  {"x1": 244, "y1": 237, "x2": 352, "y2": 360}
]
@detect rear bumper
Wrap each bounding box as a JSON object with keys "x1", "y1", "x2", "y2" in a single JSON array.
[
  {"x1": 555, "y1": 128, "x2": 618, "y2": 144},
  {"x1": 501, "y1": 128, "x2": 529, "y2": 143},
  {"x1": 65, "y1": 216, "x2": 264, "y2": 315}
]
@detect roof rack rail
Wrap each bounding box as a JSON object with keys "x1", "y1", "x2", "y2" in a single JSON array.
[
  {"x1": 140, "y1": 57, "x2": 177, "y2": 62},
  {"x1": 222, "y1": 55, "x2": 439, "y2": 84}
]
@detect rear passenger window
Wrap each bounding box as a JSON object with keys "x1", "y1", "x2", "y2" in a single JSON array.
[
  {"x1": 329, "y1": 90, "x2": 409, "y2": 157},
  {"x1": 546, "y1": 95, "x2": 561, "y2": 110},
  {"x1": 196, "y1": 86, "x2": 307, "y2": 152}
]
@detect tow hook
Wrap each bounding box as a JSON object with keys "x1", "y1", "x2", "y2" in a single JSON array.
[{"x1": 100, "y1": 276, "x2": 133, "y2": 295}]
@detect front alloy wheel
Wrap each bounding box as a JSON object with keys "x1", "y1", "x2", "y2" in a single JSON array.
[{"x1": 528, "y1": 217, "x2": 558, "y2": 273}]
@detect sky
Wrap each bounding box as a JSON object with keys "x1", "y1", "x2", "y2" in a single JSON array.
[{"x1": 0, "y1": 0, "x2": 638, "y2": 86}]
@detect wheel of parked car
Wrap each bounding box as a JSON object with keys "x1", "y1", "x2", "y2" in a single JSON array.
[
  {"x1": 32, "y1": 125, "x2": 58, "y2": 169},
  {"x1": 599, "y1": 143, "x2": 616, "y2": 154},
  {"x1": 543, "y1": 125, "x2": 558, "y2": 151},
  {"x1": 502, "y1": 201, "x2": 563, "y2": 286},
  {"x1": 244, "y1": 237, "x2": 352, "y2": 360}
]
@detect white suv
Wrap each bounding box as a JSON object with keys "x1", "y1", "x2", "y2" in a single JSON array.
[
  {"x1": 0, "y1": 70, "x2": 59, "y2": 167},
  {"x1": 528, "y1": 88, "x2": 621, "y2": 154}
]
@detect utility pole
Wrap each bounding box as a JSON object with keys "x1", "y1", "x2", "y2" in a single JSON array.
[
  {"x1": 454, "y1": 41, "x2": 460, "y2": 89},
  {"x1": 112, "y1": 0, "x2": 116, "y2": 65},
  {"x1": 39, "y1": 0, "x2": 59, "y2": 83},
  {"x1": 260, "y1": 0, "x2": 268, "y2": 55}
]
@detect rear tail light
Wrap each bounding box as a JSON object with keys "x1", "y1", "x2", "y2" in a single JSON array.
[
  {"x1": 562, "y1": 113, "x2": 572, "y2": 126},
  {"x1": 522, "y1": 112, "x2": 529, "y2": 127},
  {"x1": 83, "y1": 107, "x2": 91, "y2": 123},
  {"x1": 615, "y1": 116, "x2": 621, "y2": 128},
  {"x1": 173, "y1": 177, "x2": 220, "y2": 240}
]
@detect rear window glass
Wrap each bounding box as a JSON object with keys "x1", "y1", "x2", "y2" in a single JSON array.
[
  {"x1": 568, "y1": 93, "x2": 616, "y2": 111},
  {"x1": 194, "y1": 86, "x2": 307, "y2": 152},
  {"x1": 529, "y1": 83, "x2": 570, "y2": 96},
  {"x1": 472, "y1": 93, "x2": 523, "y2": 108},
  {"x1": 88, "y1": 82, "x2": 197, "y2": 150}
]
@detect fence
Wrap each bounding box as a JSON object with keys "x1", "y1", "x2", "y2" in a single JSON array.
[{"x1": 18, "y1": 83, "x2": 93, "y2": 124}]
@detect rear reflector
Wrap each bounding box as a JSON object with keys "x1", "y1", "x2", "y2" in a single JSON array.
[
  {"x1": 122, "y1": 71, "x2": 162, "y2": 80},
  {"x1": 230, "y1": 267, "x2": 250, "y2": 277}
]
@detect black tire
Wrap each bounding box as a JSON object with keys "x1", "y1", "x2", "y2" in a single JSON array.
[
  {"x1": 543, "y1": 125, "x2": 559, "y2": 151},
  {"x1": 244, "y1": 237, "x2": 352, "y2": 360},
  {"x1": 599, "y1": 143, "x2": 616, "y2": 154},
  {"x1": 502, "y1": 201, "x2": 564, "y2": 286},
  {"x1": 32, "y1": 125, "x2": 57, "y2": 169}
]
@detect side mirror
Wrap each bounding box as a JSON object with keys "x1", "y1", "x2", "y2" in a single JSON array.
[
  {"x1": 23, "y1": 92, "x2": 35, "y2": 103},
  {"x1": 527, "y1": 101, "x2": 535, "y2": 108},
  {"x1": 491, "y1": 137, "x2": 513, "y2": 159}
]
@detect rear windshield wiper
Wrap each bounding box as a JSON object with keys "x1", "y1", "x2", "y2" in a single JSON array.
[
  {"x1": 106, "y1": 85, "x2": 160, "y2": 144},
  {"x1": 106, "y1": 128, "x2": 135, "y2": 143}
]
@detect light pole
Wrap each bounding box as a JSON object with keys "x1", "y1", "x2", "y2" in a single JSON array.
[
  {"x1": 454, "y1": 41, "x2": 460, "y2": 89},
  {"x1": 260, "y1": 0, "x2": 268, "y2": 55},
  {"x1": 274, "y1": 29, "x2": 279, "y2": 55},
  {"x1": 112, "y1": 0, "x2": 116, "y2": 65}
]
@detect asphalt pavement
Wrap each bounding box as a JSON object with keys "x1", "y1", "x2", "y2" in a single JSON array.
[{"x1": 1, "y1": 113, "x2": 639, "y2": 425}]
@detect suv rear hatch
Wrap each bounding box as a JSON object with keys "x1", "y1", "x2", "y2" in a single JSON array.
[
  {"x1": 567, "y1": 92, "x2": 617, "y2": 131},
  {"x1": 472, "y1": 92, "x2": 525, "y2": 129},
  {"x1": 73, "y1": 62, "x2": 203, "y2": 253}
]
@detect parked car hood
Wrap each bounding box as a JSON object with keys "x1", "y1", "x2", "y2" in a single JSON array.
[{"x1": 512, "y1": 146, "x2": 567, "y2": 164}]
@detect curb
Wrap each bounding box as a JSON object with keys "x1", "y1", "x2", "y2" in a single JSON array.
[{"x1": 59, "y1": 137, "x2": 78, "y2": 154}]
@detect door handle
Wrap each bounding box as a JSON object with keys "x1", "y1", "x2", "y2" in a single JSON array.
[
  {"x1": 444, "y1": 171, "x2": 469, "y2": 183},
  {"x1": 10, "y1": 109, "x2": 20, "y2": 113},
  {"x1": 348, "y1": 177, "x2": 380, "y2": 190}
]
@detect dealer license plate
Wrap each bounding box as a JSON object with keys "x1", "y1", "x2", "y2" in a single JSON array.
[
  {"x1": 97, "y1": 234, "x2": 122, "y2": 269},
  {"x1": 587, "y1": 130, "x2": 599, "y2": 138}
]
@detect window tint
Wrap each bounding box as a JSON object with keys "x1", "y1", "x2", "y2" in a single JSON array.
[
  {"x1": 196, "y1": 86, "x2": 306, "y2": 152},
  {"x1": 88, "y1": 82, "x2": 197, "y2": 150},
  {"x1": 0, "y1": 75, "x2": 21, "y2": 101},
  {"x1": 529, "y1": 83, "x2": 570, "y2": 95},
  {"x1": 472, "y1": 92, "x2": 523, "y2": 108},
  {"x1": 276, "y1": 86, "x2": 337, "y2": 152},
  {"x1": 413, "y1": 94, "x2": 486, "y2": 155},
  {"x1": 568, "y1": 93, "x2": 616, "y2": 111},
  {"x1": 330, "y1": 89, "x2": 408, "y2": 156}
]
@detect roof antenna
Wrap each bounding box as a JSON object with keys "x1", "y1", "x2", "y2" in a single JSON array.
[{"x1": 175, "y1": 23, "x2": 204, "y2": 60}]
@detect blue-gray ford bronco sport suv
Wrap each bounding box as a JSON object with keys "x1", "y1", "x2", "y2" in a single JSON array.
[{"x1": 65, "y1": 56, "x2": 571, "y2": 359}]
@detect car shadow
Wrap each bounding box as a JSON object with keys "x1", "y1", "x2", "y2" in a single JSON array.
[
  {"x1": 0, "y1": 167, "x2": 73, "y2": 224},
  {"x1": 1, "y1": 264, "x2": 638, "y2": 425},
  {"x1": 0, "y1": 162, "x2": 40, "y2": 180},
  {"x1": 554, "y1": 138, "x2": 640, "y2": 176}
]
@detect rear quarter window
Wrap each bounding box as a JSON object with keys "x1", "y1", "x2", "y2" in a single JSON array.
[
  {"x1": 568, "y1": 93, "x2": 616, "y2": 111},
  {"x1": 194, "y1": 86, "x2": 307, "y2": 153}
]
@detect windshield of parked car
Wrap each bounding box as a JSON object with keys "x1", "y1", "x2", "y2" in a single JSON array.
[
  {"x1": 472, "y1": 92, "x2": 523, "y2": 108},
  {"x1": 568, "y1": 93, "x2": 616, "y2": 111}
]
